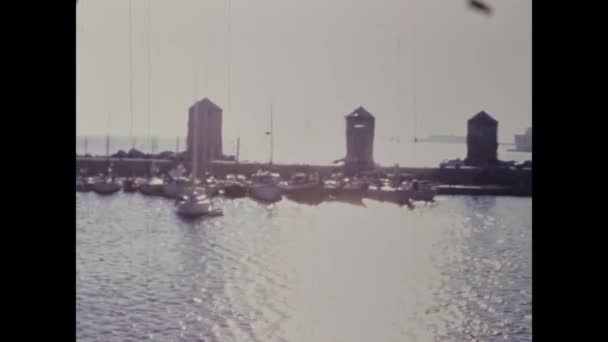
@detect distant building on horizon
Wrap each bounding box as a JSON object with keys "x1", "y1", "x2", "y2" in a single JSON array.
[
  {"x1": 465, "y1": 110, "x2": 498, "y2": 167},
  {"x1": 344, "y1": 106, "x2": 375, "y2": 173},
  {"x1": 187, "y1": 98, "x2": 223, "y2": 169},
  {"x1": 514, "y1": 127, "x2": 532, "y2": 152}
]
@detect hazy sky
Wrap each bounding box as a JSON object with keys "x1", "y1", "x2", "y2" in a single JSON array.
[{"x1": 77, "y1": 0, "x2": 531, "y2": 146}]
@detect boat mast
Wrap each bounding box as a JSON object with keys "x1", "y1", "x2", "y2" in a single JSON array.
[
  {"x1": 192, "y1": 109, "x2": 199, "y2": 185},
  {"x1": 191, "y1": 4, "x2": 200, "y2": 185},
  {"x1": 410, "y1": 7, "x2": 418, "y2": 143},
  {"x1": 128, "y1": 0, "x2": 134, "y2": 150},
  {"x1": 84, "y1": 136, "x2": 88, "y2": 156},
  {"x1": 235, "y1": 137, "x2": 240, "y2": 163},
  {"x1": 269, "y1": 103, "x2": 274, "y2": 165},
  {"x1": 105, "y1": 134, "x2": 111, "y2": 173},
  {"x1": 146, "y1": 0, "x2": 153, "y2": 175},
  {"x1": 128, "y1": 0, "x2": 136, "y2": 177}
]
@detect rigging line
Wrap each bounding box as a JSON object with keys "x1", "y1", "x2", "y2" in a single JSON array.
[
  {"x1": 193, "y1": 1, "x2": 199, "y2": 103},
  {"x1": 269, "y1": 102, "x2": 274, "y2": 165},
  {"x1": 128, "y1": 0, "x2": 134, "y2": 147},
  {"x1": 410, "y1": 5, "x2": 418, "y2": 142},
  {"x1": 145, "y1": 0, "x2": 152, "y2": 297},
  {"x1": 226, "y1": 0, "x2": 232, "y2": 118},
  {"x1": 147, "y1": 0, "x2": 153, "y2": 153},
  {"x1": 396, "y1": 36, "x2": 401, "y2": 143}
]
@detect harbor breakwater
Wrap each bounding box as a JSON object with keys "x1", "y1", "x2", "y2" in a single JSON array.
[{"x1": 76, "y1": 157, "x2": 531, "y2": 196}]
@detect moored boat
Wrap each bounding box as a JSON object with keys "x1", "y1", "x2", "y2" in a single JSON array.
[
  {"x1": 221, "y1": 174, "x2": 248, "y2": 199},
  {"x1": 76, "y1": 168, "x2": 92, "y2": 192},
  {"x1": 204, "y1": 175, "x2": 222, "y2": 198},
  {"x1": 281, "y1": 173, "x2": 325, "y2": 205},
  {"x1": 175, "y1": 108, "x2": 222, "y2": 218},
  {"x1": 161, "y1": 165, "x2": 190, "y2": 198},
  {"x1": 337, "y1": 178, "x2": 368, "y2": 205},
  {"x1": 323, "y1": 179, "x2": 342, "y2": 198},
  {"x1": 76, "y1": 177, "x2": 89, "y2": 192},
  {"x1": 139, "y1": 176, "x2": 165, "y2": 196},
  {"x1": 395, "y1": 179, "x2": 437, "y2": 203},
  {"x1": 123, "y1": 177, "x2": 140, "y2": 193},
  {"x1": 92, "y1": 175, "x2": 122, "y2": 195},
  {"x1": 366, "y1": 178, "x2": 397, "y2": 202},
  {"x1": 175, "y1": 190, "x2": 215, "y2": 218},
  {"x1": 92, "y1": 165, "x2": 122, "y2": 195},
  {"x1": 248, "y1": 170, "x2": 283, "y2": 203}
]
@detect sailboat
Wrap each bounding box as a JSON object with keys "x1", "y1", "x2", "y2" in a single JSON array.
[
  {"x1": 176, "y1": 111, "x2": 216, "y2": 217},
  {"x1": 138, "y1": 5, "x2": 164, "y2": 197},
  {"x1": 122, "y1": 175, "x2": 140, "y2": 193},
  {"x1": 139, "y1": 161, "x2": 164, "y2": 196},
  {"x1": 76, "y1": 166, "x2": 92, "y2": 192},
  {"x1": 76, "y1": 138, "x2": 93, "y2": 192},
  {"x1": 176, "y1": 3, "x2": 226, "y2": 217},
  {"x1": 280, "y1": 172, "x2": 325, "y2": 205},
  {"x1": 123, "y1": 1, "x2": 140, "y2": 193},
  {"x1": 162, "y1": 163, "x2": 190, "y2": 198},
  {"x1": 248, "y1": 103, "x2": 283, "y2": 203},
  {"x1": 92, "y1": 135, "x2": 122, "y2": 195}
]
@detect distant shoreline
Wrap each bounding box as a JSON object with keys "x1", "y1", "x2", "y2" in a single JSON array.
[{"x1": 416, "y1": 139, "x2": 516, "y2": 146}]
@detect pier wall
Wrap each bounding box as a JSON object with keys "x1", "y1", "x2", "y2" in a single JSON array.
[
  {"x1": 75, "y1": 158, "x2": 437, "y2": 180},
  {"x1": 76, "y1": 157, "x2": 531, "y2": 195}
]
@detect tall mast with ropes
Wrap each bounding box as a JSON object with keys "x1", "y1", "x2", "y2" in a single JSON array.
[
  {"x1": 410, "y1": 7, "x2": 419, "y2": 144},
  {"x1": 226, "y1": 0, "x2": 231, "y2": 117},
  {"x1": 128, "y1": 0, "x2": 135, "y2": 149},
  {"x1": 269, "y1": 103, "x2": 274, "y2": 165},
  {"x1": 147, "y1": 0, "x2": 152, "y2": 154}
]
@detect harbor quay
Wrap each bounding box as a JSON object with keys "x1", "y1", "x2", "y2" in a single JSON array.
[{"x1": 76, "y1": 157, "x2": 532, "y2": 196}]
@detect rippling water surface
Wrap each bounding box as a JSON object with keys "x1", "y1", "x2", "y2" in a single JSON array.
[{"x1": 77, "y1": 193, "x2": 531, "y2": 341}]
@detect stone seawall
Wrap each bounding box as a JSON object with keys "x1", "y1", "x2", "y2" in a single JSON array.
[{"x1": 76, "y1": 157, "x2": 531, "y2": 195}]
